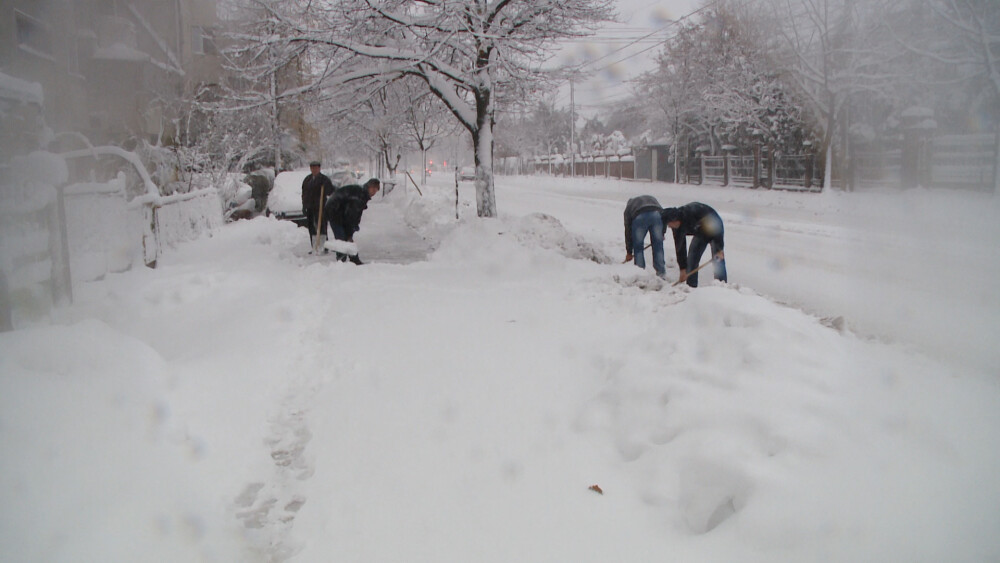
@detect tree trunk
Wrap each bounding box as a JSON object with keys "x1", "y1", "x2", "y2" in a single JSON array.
[
  {"x1": 472, "y1": 84, "x2": 497, "y2": 218},
  {"x1": 270, "y1": 72, "x2": 282, "y2": 172},
  {"x1": 823, "y1": 141, "x2": 833, "y2": 190},
  {"x1": 472, "y1": 124, "x2": 496, "y2": 218}
]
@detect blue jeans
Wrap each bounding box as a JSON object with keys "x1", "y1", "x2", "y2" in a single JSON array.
[
  {"x1": 686, "y1": 214, "x2": 726, "y2": 287},
  {"x1": 631, "y1": 210, "x2": 666, "y2": 276}
]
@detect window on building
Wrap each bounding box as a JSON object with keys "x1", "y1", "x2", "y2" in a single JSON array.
[
  {"x1": 15, "y1": 10, "x2": 53, "y2": 58},
  {"x1": 192, "y1": 26, "x2": 217, "y2": 56}
]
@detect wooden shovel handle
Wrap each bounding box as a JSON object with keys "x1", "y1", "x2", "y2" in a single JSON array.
[{"x1": 672, "y1": 252, "x2": 724, "y2": 287}]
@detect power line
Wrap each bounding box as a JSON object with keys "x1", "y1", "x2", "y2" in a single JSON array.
[
  {"x1": 567, "y1": 0, "x2": 719, "y2": 74},
  {"x1": 554, "y1": 0, "x2": 723, "y2": 116}
]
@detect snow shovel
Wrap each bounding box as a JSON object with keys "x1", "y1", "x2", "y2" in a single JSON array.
[
  {"x1": 323, "y1": 239, "x2": 363, "y2": 264},
  {"x1": 323, "y1": 239, "x2": 359, "y2": 257},
  {"x1": 672, "y1": 252, "x2": 724, "y2": 287},
  {"x1": 312, "y1": 185, "x2": 327, "y2": 254}
]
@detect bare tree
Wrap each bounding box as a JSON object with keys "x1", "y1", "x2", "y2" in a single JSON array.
[
  {"x1": 400, "y1": 79, "x2": 460, "y2": 184},
  {"x1": 251, "y1": 0, "x2": 615, "y2": 217},
  {"x1": 635, "y1": 17, "x2": 713, "y2": 182},
  {"x1": 221, "y1": 0, "x2": 319, "y2": 171},
  {"x1": 890, "y1": 0, "x2": 1000, "y2": 191},
  {"x1": 755, "y1": 0, "x2": 897, "y2": 188}
]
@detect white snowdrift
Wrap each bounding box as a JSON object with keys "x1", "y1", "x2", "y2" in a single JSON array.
[{"x1": 1, "y1": 176, "x2": 998, "y2": 562}]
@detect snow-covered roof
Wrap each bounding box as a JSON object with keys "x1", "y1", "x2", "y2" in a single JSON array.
[{"x1": 0, "y1": 71, "x2": 43, "y2": 105}]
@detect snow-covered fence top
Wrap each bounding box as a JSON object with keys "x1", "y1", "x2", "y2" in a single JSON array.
[{"x1": 152, "y1": 189, "x2": 223, "y2": 250}]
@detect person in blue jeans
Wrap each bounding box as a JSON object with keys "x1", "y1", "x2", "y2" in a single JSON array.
[
  {"x1": 623, "y1": 195, "x2": 666, "y2": 278},
  {"x1": 661, "y1": 202, "x2": 727, "y2": 287}
]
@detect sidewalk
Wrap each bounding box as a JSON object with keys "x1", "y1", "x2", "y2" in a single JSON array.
[{"x1": 353, "y1": 197, "x2": 437, "y2": 264}]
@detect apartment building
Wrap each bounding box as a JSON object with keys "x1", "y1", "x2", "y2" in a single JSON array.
[{"x1": 1, "y1": 0, "x2": 222, "y2": 156}]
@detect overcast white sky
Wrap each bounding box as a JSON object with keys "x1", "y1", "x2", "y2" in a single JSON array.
[{"x1": 553, "y1": 0, "x2": 701, "y2": 120}]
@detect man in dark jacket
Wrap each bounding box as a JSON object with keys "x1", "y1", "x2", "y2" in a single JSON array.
[
  {"x1": 623, "y1": 195, "x2": 666, "y2": 278},
  {"x1": 301, "y1": 160, "x2": 335, "y2": 250},
  {"x1": 661, "y1": 202, "x2": 727, "y2": 287},
  {"x1": 325, "y1": 178, "x2": 380, "y2": 264}
]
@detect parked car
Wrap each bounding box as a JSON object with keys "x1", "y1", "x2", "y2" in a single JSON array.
[
  {"x1": 459, "y1": 166, "x2": 476, "y2": 181},
  {"x1": 265, "y1": 169, "x2": 310, "y2": 227},
  {"x1": 267, "y1": 167, "x2": 360, "y2": 227}
]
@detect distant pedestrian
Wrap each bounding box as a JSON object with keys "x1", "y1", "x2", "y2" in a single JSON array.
[
  {"x1": 301, "y1": 160, "x2": 335, "y2": 250},
  {"x1": 623, "y1": 195, "x2": 666, "y2": 278},
  {"x1": 324, "y1": 178, "x2": 380, "y2": 264},
  {"x1": 661, "y1": 202, "x2": 727, "y2": 287}
]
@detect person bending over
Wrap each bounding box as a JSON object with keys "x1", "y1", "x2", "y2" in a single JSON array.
[
  {"x1": 661, "y1": 202, "x2": 727, "y2": 287},
  {"x1": 623, "y1": 194, "x2": 666, "y2": 278},
  {"x1": 324, "y1": 178, "x2": 380, "y2": 264}
]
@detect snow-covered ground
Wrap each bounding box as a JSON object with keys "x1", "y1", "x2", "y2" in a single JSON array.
[{"x1": 2, "y1": 175, "x2": 999, "y2": 562}]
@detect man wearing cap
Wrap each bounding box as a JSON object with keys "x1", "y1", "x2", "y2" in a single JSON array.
[
  {"x1": 661, "y1": 202, "x2": 727, "y2": 287},
  {"x1": 302, "y1": 160, "x2": 335, "y2": 250}
]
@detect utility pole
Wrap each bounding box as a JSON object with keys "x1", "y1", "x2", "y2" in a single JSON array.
[{"x1": 570, "y1": 79, "x2": 576, "y2": 178}]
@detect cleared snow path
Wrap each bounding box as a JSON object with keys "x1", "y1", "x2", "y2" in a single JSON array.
[{"x1": 356, "y1": 196, "x2": 437, "y2": 264}]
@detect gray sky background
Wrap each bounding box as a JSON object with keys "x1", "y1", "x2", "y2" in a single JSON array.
[{"x1": 553, "y1": 0, "x2": 700, "y2": 119}]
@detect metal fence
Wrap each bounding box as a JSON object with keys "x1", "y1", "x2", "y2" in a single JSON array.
[
  {"x1": 0, "y1": 168, "x2": 71, "y2": 329},
  {"x1": 509, "y1": 131, "x2": 997, "y2": 193},
  {"x1": 852, "y1": 133, "x2": 996, "y2": 192},
  {"x1": 696, "y1": 153, "x2": 819, "y2": 191},
  {"x1": 1, "y1": 151, "x2": 223, "y2": 330}
]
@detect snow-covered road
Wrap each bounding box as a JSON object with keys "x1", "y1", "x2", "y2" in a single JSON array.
[{"x1": 492, "y1": 176, "x2": 1000, "y2": 372}]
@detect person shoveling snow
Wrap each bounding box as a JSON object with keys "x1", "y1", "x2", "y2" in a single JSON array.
[{"x1": 323, "y1": 178, "x2": 380, "y2": 264}]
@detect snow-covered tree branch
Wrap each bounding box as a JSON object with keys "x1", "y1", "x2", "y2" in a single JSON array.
[{"x1": 245, "y1": 0, "x2": 615, "y2": 217}]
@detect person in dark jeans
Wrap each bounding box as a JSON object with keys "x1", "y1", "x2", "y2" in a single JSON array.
[
  {"x1": 661, "y1": 202, "x2": 727, "y2": 287},
  {"x1": 301, "y1": 160, "x2": 335, "y2": 250},
  {"x1": 325, "y1": 178, "x2": 380, "y2": 264},
  {"x1": 623, "y1": 195, "x2": 666, "y2": 278}
]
